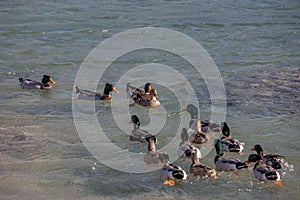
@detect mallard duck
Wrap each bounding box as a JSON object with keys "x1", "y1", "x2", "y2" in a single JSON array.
[
  {"x1": 126, "y1": 82, "x2": 151, "y2": 98},
  {"x1": 214, "y1": 139, "x2": 248, "y2": 173},
  {"x1": 220, "y1": 122, "x2": 245, "y2": 153},
  {"x1": 129, "y1": 115, "x2": 153, "y2": 143},
  {"x1": 144, "y1": 136, "x2": 169, "y2": 165},
  {"x1": 19, "y1": 75, "x2": 55, "y2": 90},
  {"x1": 251, "y1": 144, "x2": 290, "y2": 170},
  {"x1": 74, "y1": 83, "x2": 119, "y2": 100},
  {"x1": 132, "y1": 88, "x2": 160, "y2": 107},
  {"x1": 182, "y1": 104, "x2": 220, "y2": 132},
  {"x1": 189, "y1": 120, "x2": 209, "y2": 144},
  {"x1": 127, "y1": 83, "x2": 160, "y2": 107},
  {"x1": 160, "y1": 162, "x2": 187, "y2": 186},
  {"x1": 246, "y1": 154, "x2": 283, "y2": 185},
  {"x1": 178, "y1": 128, "x2": 201, "y2": 159},
  {"x1": 189, "y1": 150, "x2": 217, "y2": 178}
]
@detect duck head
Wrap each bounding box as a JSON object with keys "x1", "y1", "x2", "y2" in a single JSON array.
[
  {"x1": 144, "y1": 83, "x2": 152, "y2": 93},
  {"x1": 146, "y1": 136, "x2": 157, "y2": 152},
  {"x1": 150, "y1": 88, "x2": 158, "y2": 99},
  {"x1": 214, "y1": 139, "x2": 224, "y2": 156},
  {"x1": 103, "y1": 83, "x2": 119, "y2": 95},
  {"x1": 251, "y1": 144, "x2": 264, "y2": 155},
  {"x1": 221, "y1": 122, "x2": 230, "y2": 137},
  {"x1": 245, "y1": 154, "x2": 262, "y2": 164},
  {"x1": 42, "y1": 75, "x2": 56, "y2": 85},
  {"x1": 185, "y1": 104, "x2": 198, "y2": 119},
  {"x1": 130, "y1": 115, "x2": 142, "y2": 130}
]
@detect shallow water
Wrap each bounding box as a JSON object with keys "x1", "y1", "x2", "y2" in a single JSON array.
[{"x1": 1, "y1": 0, "x2": 299, "y2": 199}]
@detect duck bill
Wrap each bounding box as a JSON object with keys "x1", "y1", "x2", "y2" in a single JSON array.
[
  {"x1": 49, "y1": 78, "x2": 56, "y2": 84},
  {"x1": 112, "y1": 87, "x2": 119, "y2": 94},
  {"x1": 245, "y1": 161, "x2": 250, "y2": 165}
]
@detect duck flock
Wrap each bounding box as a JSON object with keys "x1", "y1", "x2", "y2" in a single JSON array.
[{"x1": 19, "y1": 76, "x2": 293, "y2": 187}]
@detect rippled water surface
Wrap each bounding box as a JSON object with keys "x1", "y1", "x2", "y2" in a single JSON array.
[{"x1": 0, "y1": 0, "x2": 299, "y2": 199}]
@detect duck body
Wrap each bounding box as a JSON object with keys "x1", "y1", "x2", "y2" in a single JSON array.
[
  {"x1": 19, "y1": 75, "x2": 55, "y2": 90},
  {"x1": 189, "y1": 120, "x2": 209, "y2": 144},
  {"x1": 253, "y1": 161, "x2": 281, "y2": 182},
  {"x1": 220, "y1": 122, "x2": 245, "y2": 153},
  {"x1": 251, "y1": 144, "x2": 290, "y2": 170},
  {"x1": 127, "y1": 83, "x2": 160, "y2": 107},
  {"x1": 133, "y1": 89, "x2": 160, "y2": 107},
  {"x1": 183, "y1": 104, "x2": 220, "y2": 133},
  {"x1": 160, "y1": 162, "x2": 187, "y2": 186},
  {"x1": 178, "y1": 128, "x2": 202, "y2": 159},
  {"x1": 189, "y1": 151, "x2": 216, "y2": 178},
  {"x1": 144, "y1": 136, "x2": 169, "y2": 165},
  {"x1": 214, "y1": 155, "x2": 248, "y2": 172},
  {"x1": 214, "y1": 139, "x2": 248, "y2": 172},
  {"x1": 74, "y1": 83, "x2": 119, "y2": 100},
  {"x1": 126, "y1": 83, "x2": 150, "y2": 98},
  {"x1": 247, "y1": 154, "x2": 282, "y2": 185},
  {"x1": 129, "y1": 115, "x2": 153, "y2": 143},
  {"x1": 221, "y1": 137, "x2": 245, "y2": 153}
]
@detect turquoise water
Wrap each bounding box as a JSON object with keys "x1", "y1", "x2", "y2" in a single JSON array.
[{"x1": 0, "y1": 0, "x2": 299, "y2": 199}]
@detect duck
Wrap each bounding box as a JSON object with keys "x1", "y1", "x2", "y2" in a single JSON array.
[
  {"x1": 133, "y1": 88, "x2": 160, "y2": 107},
  {"x1": 19, "y1": 75, "x2": 56, "y2": 90},
  {"x1": 251, "y1": 144, "x2": 291, "y2": 170},
  {"x1": 182, "y1": 104, "x2": 220, "y2": 133},
  {"x1": 178, "y1": 128, "x2": 201, "y2": 159},
  {"x1": 214, "y1": 139, "x2": 248, "y2": 173},
  {"x1": 127, "y1": 83, "x2": 160, "y2": 107},
  {"x1": 160, "y1": 162, "x2": 188, "y2": 186},
  {"x1": 189, "y1": 120, "x2": 209, "y2": 144},
  {"x1": 126, "y1": 82, "x2": 152, "y2": 98},
  {"x1": 220, "y1": 122, "x2": 245, "y2": 154},
  {"x1": 144, "y1": 136, "x2": 169, "y2": 165},
  {"x1": 129, "y1": 115, "x2": 153, "y2": 143},
  {"x1": 246, "y1": 154, "x2": 283, "y2": 185},
  {"x1": 189, "y1": 150, "x2": 217, "y2": 178},
  {"x1": 74, "y1": 83, "x2": 119, "y2": 100}
]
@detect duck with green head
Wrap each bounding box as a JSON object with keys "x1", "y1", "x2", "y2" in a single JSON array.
[
  {"x1": 246, "y1": 154, "x2": 283, "y2": 186},
  {"x1": 214, "y1": 139, "x2": 248, "y2": 173},
  {"x1": 129, "y1": 115, "x2": 153, "y2": 143},
  {"x1": 74, "y1": 83, "x2": 119, "y2": 100},
  {"x1": 19, "y1": 75, "x2": 56, "y2": 90}
]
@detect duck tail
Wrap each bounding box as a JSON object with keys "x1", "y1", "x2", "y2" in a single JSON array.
[
  {"x1": 19, "y1": 77, "x2": 23, "y2": 82},
  {"x1": 236, "y1": 162, "x2": 248, "y2": 169},
  {"x1": 265, "y1": 171, "x2": 279, "y2": 181},
  {"x1": 126, "y1": 83, "x2": 135, "y2": 98}
]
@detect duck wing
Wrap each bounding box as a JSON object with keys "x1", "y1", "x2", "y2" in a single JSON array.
[
  {"x1": 126, "y1": 83, "x2": 146, "y2": 98},
  {"x1": 19, "y1": 78, "x2": 43, "y2": 89},
  {"x1": 75, "y1": 86, "x2": 103, "y2": 97}
]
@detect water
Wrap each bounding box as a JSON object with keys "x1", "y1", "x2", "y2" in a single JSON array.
[{"x1": 1, "y1": 0, "x2": 299, "y2": 199}]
